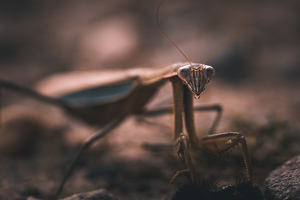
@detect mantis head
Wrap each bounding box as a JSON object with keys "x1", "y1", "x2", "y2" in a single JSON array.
[{"x1": 177, "y1": 64, "x2": 215, "y2": 99}]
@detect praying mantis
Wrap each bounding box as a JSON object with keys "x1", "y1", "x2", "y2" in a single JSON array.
[{"x1": 0, "y1": 0, "x2": 263, "y2": 199}]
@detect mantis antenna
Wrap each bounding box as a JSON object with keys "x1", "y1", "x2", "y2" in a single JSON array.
[
  {"x1": 156, "y1": 0, "x2": 265, "y2": 71},
  {"x1": 201, "y1": 20, "x2": 266, "y2": 69},
  {"x1": 156, "y1": 0, "x2": 194, "y2": 71}
]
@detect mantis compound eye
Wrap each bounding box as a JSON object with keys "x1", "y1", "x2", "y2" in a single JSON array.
[
  {"x1": 203, "y1": 65, "x2": 215, "y2": 82},
  {"x1": 177, "y1": 65, "x2": 191, "y2": 83}
]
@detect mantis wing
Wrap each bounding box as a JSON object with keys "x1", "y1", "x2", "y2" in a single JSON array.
[{"x1": 35, "y1": 62, "x2": 181, "y2": 106}]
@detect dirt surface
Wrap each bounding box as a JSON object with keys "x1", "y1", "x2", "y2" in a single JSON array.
[{"x1": 0, "y1": 0, "x2": 300, "y2": 199}]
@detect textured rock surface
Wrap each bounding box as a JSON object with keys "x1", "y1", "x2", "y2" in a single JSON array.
[
  {"x1": 27, "y1": 188, "x2": 118, "y2": 200},
  {"x1": 264, "y1": 155, "x2": 300, "y2": 200}
]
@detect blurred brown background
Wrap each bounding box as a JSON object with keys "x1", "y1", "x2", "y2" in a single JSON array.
[{"x1": 0, "y1": 0, "x2": 300, "y2": 199}]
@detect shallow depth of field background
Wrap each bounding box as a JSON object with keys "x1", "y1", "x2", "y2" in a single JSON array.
[{"x1": 0, "y1": 0, "x2": 300, "y2": 200}]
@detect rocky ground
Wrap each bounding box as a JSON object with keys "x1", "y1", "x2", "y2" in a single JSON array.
[{"x1": 0, "y1": 0, "x2": 300, "y2": 199}]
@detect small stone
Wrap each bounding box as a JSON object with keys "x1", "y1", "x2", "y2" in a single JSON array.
[
  {"x1": 62, "y1": 188, "x2": 117, "y2": 200},
  {"x1": 27, "y1": 188, "x2": 117, "y2": 200},
  {"x1": 27, "y1": 197, "x2": 42, "y2": 200},
  {"x1": 264, "y1": 154, "x2": 300, "y2": 200}
]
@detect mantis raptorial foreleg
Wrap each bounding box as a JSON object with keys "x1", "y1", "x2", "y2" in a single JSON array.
[
  {"x1": 169, "y1": 76, "x2": 254, "y2": 185},
  {"x1": 170, "y1": 76, "x2": 222, "y2": 138},
  {"x1": 199, "y1": 132, "x2": 253, "y2": 182},
  {"x1": 169, "y1": 133, "x2": 195, "y2": 186},
  {"x1": 170, "y1": 76, "x2": 184, "y2": 138},
  {"x1": 171, "y1": 132, "x2": 254, "y2": 186}
]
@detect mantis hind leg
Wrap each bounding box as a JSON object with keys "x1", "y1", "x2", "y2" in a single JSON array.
[
  {"x1": 0, "y1": 79, "x2": 127, "y2": 199},
  {"x1": 0, "y1": 79, "x2": 69, "y2": 109},
  {"x1": 0, "y1": 80, "x2": 64, "y2": 155},
  {"x1": 51, "y1": 116, "x2": 125, "y2": 200}
]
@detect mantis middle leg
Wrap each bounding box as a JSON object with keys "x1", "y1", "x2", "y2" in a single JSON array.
[{"x1": 141, "y1": 103, "x2": 222, "y2": 135}]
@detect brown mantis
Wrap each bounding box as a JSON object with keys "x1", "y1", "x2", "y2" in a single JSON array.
[
  {"x1": 0, "y1": 0, "x2": 263, "y2": 199},
  {"x1": 0, "y1": 62, "x2": 223, "y2": 199}
]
